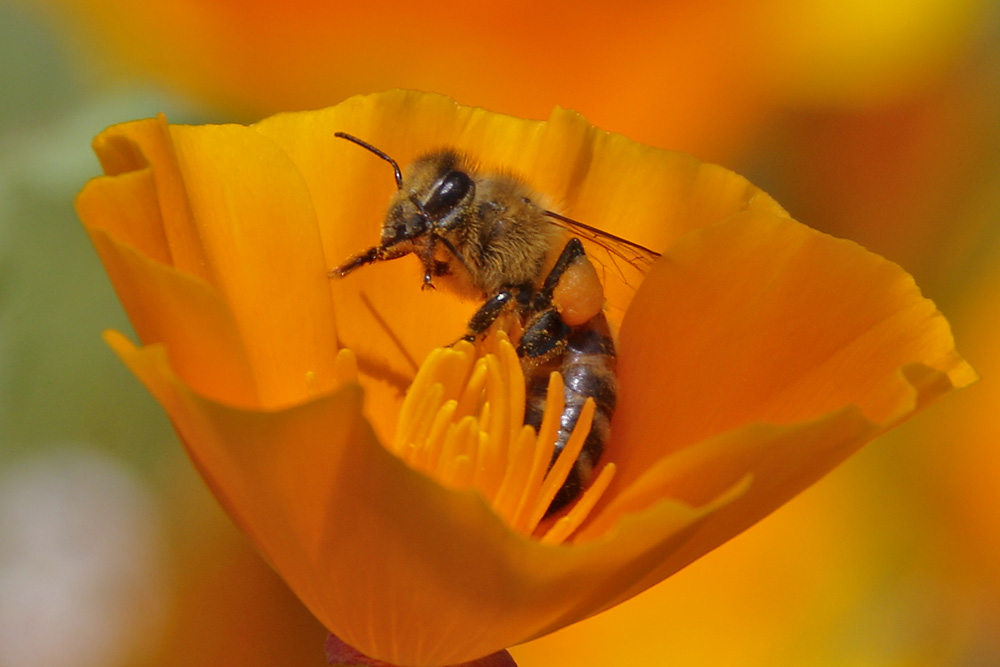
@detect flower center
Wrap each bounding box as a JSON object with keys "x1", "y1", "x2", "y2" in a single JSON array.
[{"x1": 339, "y1": 333, "x2": 615, "y2": 544}]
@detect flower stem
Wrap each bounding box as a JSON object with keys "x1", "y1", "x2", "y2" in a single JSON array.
[{"x1": 325, "y1": 633, "x2": 518, "y2": 667}]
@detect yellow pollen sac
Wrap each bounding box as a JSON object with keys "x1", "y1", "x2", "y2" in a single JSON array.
[{"x1": 348, "y1": 331, "x2": 615, "y2": 544}]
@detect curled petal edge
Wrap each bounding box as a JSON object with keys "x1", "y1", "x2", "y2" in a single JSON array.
[{"x1": 101, "y1": 331, "x2": 748, "y2": 665}]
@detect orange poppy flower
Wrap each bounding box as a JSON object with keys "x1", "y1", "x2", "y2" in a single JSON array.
[{"x1": 75, "y1": 90, "x2": 974, "y2": 666}]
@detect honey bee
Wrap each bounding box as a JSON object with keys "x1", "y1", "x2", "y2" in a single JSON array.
[{"x1": 332, "y1": 132, "x2": 660, "y2": 515}]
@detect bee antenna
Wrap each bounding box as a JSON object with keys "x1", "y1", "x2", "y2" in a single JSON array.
[{"x1": 334, "y1": 132, "x2": 403, "y2": 189}]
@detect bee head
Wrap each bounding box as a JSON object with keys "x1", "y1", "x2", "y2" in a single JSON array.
[{"x1": 381, "y1": 152, "x2": 476, "y2": 246}]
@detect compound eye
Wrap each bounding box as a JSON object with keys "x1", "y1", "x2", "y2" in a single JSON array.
[{"x1": 423, "y1": 170, "x2": 474, "y2": 219}]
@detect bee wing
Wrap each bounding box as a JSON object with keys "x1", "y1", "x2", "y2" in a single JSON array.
[{"x1": 543, "y1": 211, "x2": 661, "y2": 320}]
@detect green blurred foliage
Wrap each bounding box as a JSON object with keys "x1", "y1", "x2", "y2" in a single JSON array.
[
  {"x1": 0, "y1": 3, "x2": 330, "y2": 665},
  {"x1": 0, "y1": 1, "x2": 173, "y2": 460}
]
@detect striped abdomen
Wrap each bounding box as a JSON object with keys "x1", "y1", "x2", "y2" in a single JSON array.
[{"x1": 522, "y1": 312, "x2": 617, "y2": 515}]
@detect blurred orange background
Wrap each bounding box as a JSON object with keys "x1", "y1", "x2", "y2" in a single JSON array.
[{"x1": 1, "y1": 0, "x2": 997, "y2": 664}]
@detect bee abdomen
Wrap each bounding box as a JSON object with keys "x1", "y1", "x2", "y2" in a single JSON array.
[{"x1": 523, "y1": 313, "x2": 617, "y2": 515}]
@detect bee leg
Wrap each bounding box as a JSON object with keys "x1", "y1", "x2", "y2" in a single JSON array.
[
  {"x1": 457, "y1": 288, "x2": 518, "y2": 345},
  {"x1": 517, "y1": 308, "x2": 569, "y2": 359},
  {"x1": 423, "y1": 234, "x2": 473, "y2": 291},
  {"x1": 514, "y1": 238, "x2": 585, "y2": 358},
  {"x1": 534, "y1": 238, "x2": 586, "y2": 309},
  {"x1": 330, "y1": 243, "x2": 410, "y2": 278},
  {"x1": 419, "y1": 235, "x2": 438, "y2": 290}
]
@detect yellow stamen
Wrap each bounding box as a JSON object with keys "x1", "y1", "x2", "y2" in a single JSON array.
[
  {"x1": 527, "y1": 396, "x2": 596, "y2": 530},
  {"x1": 540, "y1": 462, "x2": 616, "y2": 545},
  {"x1": 347, "y1": 331, "x2": 614, "y2": 544}
]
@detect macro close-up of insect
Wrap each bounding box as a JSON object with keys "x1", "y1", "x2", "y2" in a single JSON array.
[{"x1": 331, "y1": 132, "x2": 661, "y2": 514}]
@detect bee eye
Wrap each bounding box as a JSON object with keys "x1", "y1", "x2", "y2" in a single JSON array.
[{"x1": 423, "y1": 170, "x2": 474, "y2": 219}]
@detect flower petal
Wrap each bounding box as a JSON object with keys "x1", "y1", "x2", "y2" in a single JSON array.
[
  {"x1": 86, "y1": 238, "x2": 257, "y2": 405},
  {"x1": 79, "y1": 117, "x2": 342, "y2": 408},
  {"x1": 104, "y1": 331, "x2": 745, "y2": 666},
  {"x1": 604, "y1": 212, "x2": 974, "y2": 510},
  {"x1": 78, "y1": 134, "x2": 256, "y2": 403},
  {"x1": 166, "y1": 123, "x2": 339, "y2": 407},
  {"x1": 563, "y1": 118, "x2": 790, "y2": 318},
  {"x1": 76, "y1": 165, "x2": 172, "y2": 265},
  {"x1": 566, "y1": 120, "x2": 789, "y2": 252},
  {"x1": 579, "y1": 406, "x2": 871, "y2": 576},
  {"x1": 90, "y1": 115, "x2": 210, "y2": 279}
]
